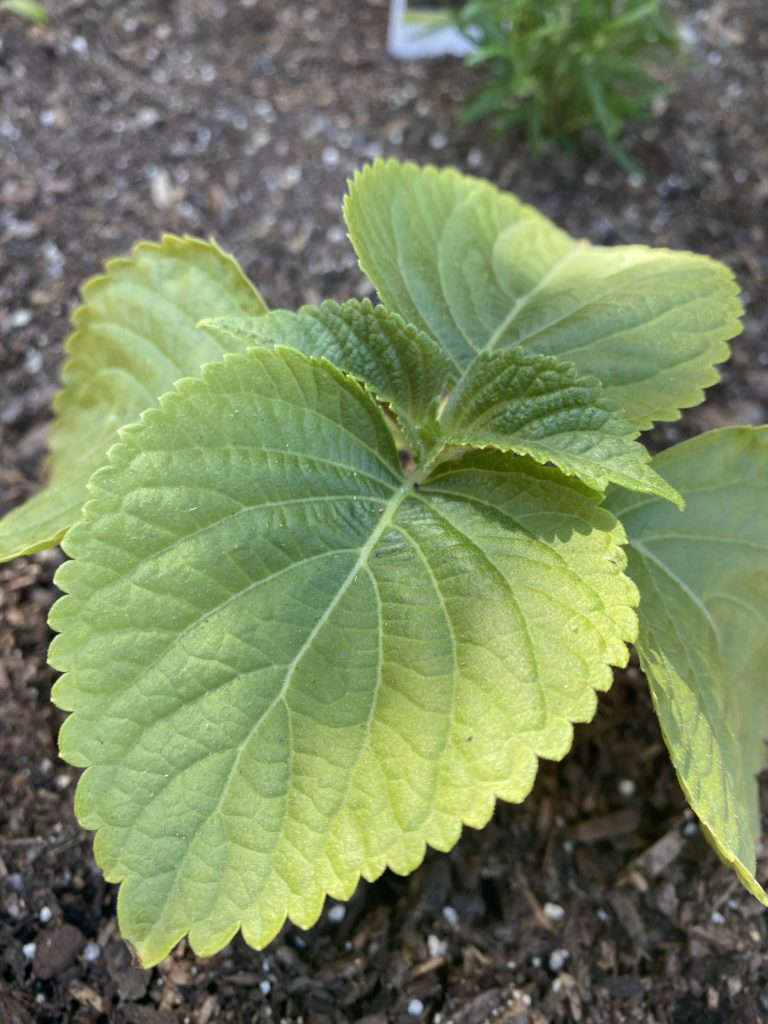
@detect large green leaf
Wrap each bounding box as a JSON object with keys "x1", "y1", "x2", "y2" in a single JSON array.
[
  {"x1": 343, "y1": 160, "x2": 742, "y2": 427},
  {"x1": 440, "y1": 349, "x2": 681, "y2": 503},
  {"x1": 0, "y1": 235, "x2": 267, "y2": 563},
  {"x1": 607, "y1": 427, "x2": 768, "y2": 903},
  {"x1": 203, "y1": 299, "x2": 455, "y2": 456},
  {"x1": 49, "y1": 346, "x2": 637, "y2": 965}
]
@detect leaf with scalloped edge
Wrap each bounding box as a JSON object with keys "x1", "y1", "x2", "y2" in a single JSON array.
[
  {"x1": 607, "y1": 427, "x2": 768, "y2": 905},
  {"x1": 343, "y1": 160, "x2": 742, "y2": 427},
  {"x1": 49, "y1": 345, "x2": 637, "y2": 965},
  {"x1": 0, "y1": 235, "x2": 267, "y2": 563},
  {"x1": 203, "y1": 299, "x2": 455, "y2": 456},
  {"x1": 440, "y1": 349, "x2": 681, "y2": 504}
]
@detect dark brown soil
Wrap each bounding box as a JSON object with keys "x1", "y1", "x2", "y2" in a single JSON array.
[{"x1": 1, "y1": 2, "x2": 767, "y2": 1022}]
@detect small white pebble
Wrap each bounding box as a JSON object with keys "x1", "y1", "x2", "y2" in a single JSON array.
[
  {"x1": 521, "y1": 993, "x2": 532, "y2": 1007},
  {"x1": 407, "y1": 998, "x2": 424, "y2": 1016},
  {"x1": 39, "y1": 109, "x2": 56, "y2": 127},
  {"x1": 597, "y1": 908, "x2": 609, "y2": 923},
  {"x1": 467, "y1": 147, "x2": 483, "y2": 169},
  {"x1": 442, "y1": 905, "x2": 459, "y2": 926},
  {"x1": 10, "y1": 308, "x2": 32, "y2": 328},
  {"x1": 682, "y1": 821, "x2": 698, "y2": 837},
  {"x1": 83, "y1": 941, "x2": 101, "y2": 962},
  {"x1": 70, "y1": 35, "x2": 88, "y2": 55},
  {"x1": 531, "y1": 955, "x2": 542, "y2": 968},
  {"x1": 552, "y1": 978, "x2": 563, "y2": 994},
  {"x1": 710, "y1": 910, "x2": 726, "y2": 926},
  {"x1": 261, "y1": 957, "x2": 270, "y2": 972},
  {"x1": 548, "y1": 948, "x2": 570, "y2": 972},
  {"x1": 562, "y1": 840, "x2": 574, "y2": 855},
  {"x1": 506, "y1": 960, "x2": 517, "y2": 971},
  {"x1": 38, "y1": 906, "x2": 52, "y2": 924},
  {"x1": 35, "y1": 994, "x2": 45, "y2": 1005},
  {"x1": 543, "y1": 902, "x2": 566, "y2": 922},
  {"x1": 427, "y1": 934, "x2": 447, "y2": 958},
  {"x1": 429, "y1": 131, "x2": 448, "y2": 151},
  {"x1": 327, "y1": 903, "x2": 346, "y2": 924},
  {"x1": 618, "y1": 778, "x2": 636, "y2": 798},
  {"x1": 321, "y1": 145, "x2": 340, "y2": 168},
  {"x1": 259, "y1": 979, "x2": 271, "y2": 995},
  {"x1": 22, "y1": 942, "x2": 36, "y2": 960}
]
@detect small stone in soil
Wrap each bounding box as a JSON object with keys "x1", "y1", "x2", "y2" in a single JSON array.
[
  {"x1": 543, "y1": 902, "x2": 566, "y2": 922},
  {"x1": 407, "y1": 998, "x2": 424, "y2": 1016},
  {"x1": 442, "y1": 905, "x2": 459, "y2": 926},
  {"x1": 327, "y1": 903, "x2": 346, "y2": 924},
  {"x1": 549, "y1": 948, "x2": 570, "y2": 972}
]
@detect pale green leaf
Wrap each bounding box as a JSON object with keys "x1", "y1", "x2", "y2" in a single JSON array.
[
  {"x1": 0, "y1": 235, "x2": 267, "y2": 562},
  {"x1": 203, "y1": 299, "x2": 455, "y2": 456},
  {"x1": 440, "y1": 349, "x2": 682, "y2": 503},
  {"x1": 49, "y1": 346, "x2": 637, "y2": 965},
  {"x1": 607, "y1": 427, "x2": 768, "y2": 904},
  {"x1": 344, "y1": 159, "x2": 742, "y2": 427}
]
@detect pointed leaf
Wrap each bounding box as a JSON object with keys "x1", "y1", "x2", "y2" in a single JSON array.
[
  {"x1": 607, "y1": 427, "x2": 768, "y2": 903},
  {"x1": 50, "y1": 346, "x2": 637, "y2": 965},
  {"x1": 441, "y1": 349, "x2": 681, "y2": 503},
  {"x1": 344, "y1": 159, "x2": 742, "y2": 427},
  {"x1": 203, "y1": 299, "x2": 455, "y2": 456},
  {"x1": 0, "y1": 235, "x2": 267, "y2": 563}
]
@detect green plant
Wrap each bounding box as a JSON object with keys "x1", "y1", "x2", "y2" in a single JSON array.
[
  {"x1": 451, "y1": 0, "x2": 680, "y2": 171},
  {"x1": 2, "y1": 161, "x2": 765, "y2": 965},
  {"x1": 0, "y1": 0, "x2": 48, "y2": 25}
]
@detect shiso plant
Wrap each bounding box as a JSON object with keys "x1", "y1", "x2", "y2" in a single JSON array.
[
  {"x1": 450, "y1": 0, "x2": 680, "y2": 170},
  {"x1": 2, "y1": 160, "x2": 766, "y2": 965}
]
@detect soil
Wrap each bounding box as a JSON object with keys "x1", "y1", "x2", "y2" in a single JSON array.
[{"x1": 1, "y1": 1, "x2": 767, "y2": 1022}]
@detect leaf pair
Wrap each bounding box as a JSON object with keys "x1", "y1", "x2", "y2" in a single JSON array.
[{"x1": 2, "y1": 160, "x2": 765, "y2": 969}]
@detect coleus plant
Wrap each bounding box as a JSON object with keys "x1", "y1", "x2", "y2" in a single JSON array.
[{"x1": 2, "y1": 160, "x2": 766, "y2": 966}]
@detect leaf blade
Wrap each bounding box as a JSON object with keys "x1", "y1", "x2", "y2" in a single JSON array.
[
  {"x1": 50, "y1": 347, "x2": 637, "y2": 964},
  {"x1": 344, "y1": 159, "x2": 742, "y2": 427},
  {"x1": 203, "y1": 299, "x2": 455, "y2": 456},
  {"x1": 607, "y1": 426, "x2": 768, "y2": 903},
  {"x1": 0, "y1": 235, "x2": 267, "y2": 562},
  {"x1": 440, "y1": 349, "x2": 681, "y2": 503}
]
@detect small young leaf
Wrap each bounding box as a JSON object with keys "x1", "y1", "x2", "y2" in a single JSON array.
[
  {"x1": 0, "y1": 236, "x2": 267, "y2": 563},
  {"x1": 607, "y1": 427, "x2": 768, "y2": 904},
  {"x1": 344, "y1": 160, "x2": 742, "y2": 427},
  {"x1": 440, "y1": 349, "x2": 682, "y2": 503},
  {"x1": 50, "y1": 346, "x2": 637, "y2": 965},
  {"x1": 203, "y1": 299, "x2": 456, "y2": 456}
]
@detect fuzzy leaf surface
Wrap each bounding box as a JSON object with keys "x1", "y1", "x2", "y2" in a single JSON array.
[
  {"x1": 0, "y1": 235, "x2": 267, "y2": 562},
  {"x1": 607, "y1": 427, "x2": 768, "y2": 903},
  {"x1": 203, "y1": 299, "x2": 455, "y2": 455},
  {"x1": 50, "y1": 346, "x2": 637, "y2": 965},
  {"x1": 344, "y1": 160, "x2": 742, "y2": 426},
  {"x1": 440, "y1": 349, "x2": 681, "y2": 503}
]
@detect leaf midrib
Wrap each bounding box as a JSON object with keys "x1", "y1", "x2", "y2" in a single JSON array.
[{"x1": 133, "y1": 473, "x2": 416, "y2": 938}]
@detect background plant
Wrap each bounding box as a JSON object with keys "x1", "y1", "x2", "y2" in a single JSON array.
[
  {"x1": 0, "y1": 0, "x2": 48, "y2": 25},
  {"x1": 450, "y1": 0, "x2": 680, "y2": 171},
  {"x1": 1, "y1": 160, "x2": 765, "y2": 965}
]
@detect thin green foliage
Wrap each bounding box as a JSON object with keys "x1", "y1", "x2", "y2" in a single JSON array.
[
  {"x1": 451, "y1": 0, "x2": 680, "y2": 171},
  {"x1": 0, "y1": 0, "x2": 48, "y2": 24}
]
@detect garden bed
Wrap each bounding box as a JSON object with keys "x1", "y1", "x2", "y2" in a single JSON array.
[{"x1": 1, "y1": 0, "x2": 767, "y2": 1021}]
